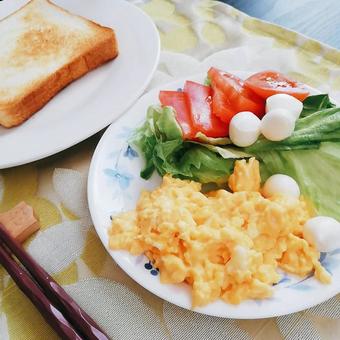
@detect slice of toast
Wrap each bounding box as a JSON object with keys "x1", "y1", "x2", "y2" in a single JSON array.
[{"x1": 0, "y1": 0, "x2": 118, "y2": 128}]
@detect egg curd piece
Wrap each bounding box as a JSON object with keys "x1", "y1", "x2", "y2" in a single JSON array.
[{"x1": 109, "y1": 158, "x2": 330, "y2": 307}]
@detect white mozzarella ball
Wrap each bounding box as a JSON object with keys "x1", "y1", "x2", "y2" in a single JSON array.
[
  {"x1": 262, "y1": 174, "x2": 300, "y2": 198},
  {"x1": 229, "y1": 111, "x2": 261, "y2": 147},
  {"x1": 261, "y1": 109, "x2": 295, "y2": 141},
  {"x1": 303, "y1": 216, "x2": 340, "y2": 252},
  {"x1": 266, "y1": 94, "x2": 303, "y2": 120}
]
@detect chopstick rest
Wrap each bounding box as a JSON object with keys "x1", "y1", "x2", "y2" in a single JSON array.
[{"x1": 0, "y1": 201, "x2": 39, "y2": 242}]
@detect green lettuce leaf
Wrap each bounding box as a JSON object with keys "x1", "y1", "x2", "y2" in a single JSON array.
[
  {"x1": 246, "y1": 106, "x2": 340, "y2": 153},
  {"x1": 131, "y1": 109, "x2": 158, "y2": 179},
  {"x1": 258, "y1": 142, "x2": 340, "y2": 220},
  {"x1": 301, "y1": 94, "x2": 335, "y2": 117},
  {"x1": 199, "y1": 144, "x2": 252, "y2": 159},
  {"x1": 158, "y1": 145, "x2": 234, "y2": 184},
  {"x1": 131, "y1": 106, "x2": 234, "y2": 183},
  {"x1": 195, "y1": 132, "x2": 231, "y2": 145}
]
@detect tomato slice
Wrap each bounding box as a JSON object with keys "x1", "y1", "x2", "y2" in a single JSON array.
[
  {"x1": 244, "y1": 70, "x2": 310, "y2": 101},
  {"x1": 183, "y1": 81, "x2": 228, "y2": 138},
  {"x1": 208, "y1": 67, "x2": 265, "y2": 123},
  {"x1": 159, "y1": 91, "x2": 196, "y2": 139},
  {"x1": 210, "y1": 84, "x2": 236, "y2": 125}
]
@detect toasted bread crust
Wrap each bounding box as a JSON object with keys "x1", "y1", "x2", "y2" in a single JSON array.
[{"x1": 0, "y1": 0, "x2": 119, "y2": 128}]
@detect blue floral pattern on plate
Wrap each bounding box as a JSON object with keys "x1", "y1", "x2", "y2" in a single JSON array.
[
  {"x1": 104, "y1": 144, "x2": 137, "y2": 190},
  {"x1": 104, "y1": 167, "x2": 133, "y2": 190},
  {"x1": 124, "y1": 145, "x2": 139, "y2": 160},
  {"x1": 273, "y1": 249, "x2": 340, "y2": 291},
  {"x1": 117, "y1": 126, "x2": 134, "y2": 139},
  {"x1": 144, "y1": 261, "x2": 159, "y2": 276}
]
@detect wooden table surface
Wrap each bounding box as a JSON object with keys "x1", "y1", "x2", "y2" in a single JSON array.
[{"x1": 222, "y1": 0, "x2": 340, "y2": 50}]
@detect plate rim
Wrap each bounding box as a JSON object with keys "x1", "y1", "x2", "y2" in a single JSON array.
[
  {"x1": 0, "y1": 0, "x2": 160, "y2": 169},
  {"x1": 88, "y1": 72, "x2": 340, "y2": 319}
]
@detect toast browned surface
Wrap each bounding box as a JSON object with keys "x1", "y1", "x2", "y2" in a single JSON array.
[{"x1": 0, "y1": 0, "x2": 118, "y2": 128}]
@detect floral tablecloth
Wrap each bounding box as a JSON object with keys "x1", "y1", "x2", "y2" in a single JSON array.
[{"x1": 1, "y1": 0, "x2": 340, "y2": 339}]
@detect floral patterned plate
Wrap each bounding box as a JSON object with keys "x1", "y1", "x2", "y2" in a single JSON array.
[{"x1": 88, "y1": 72, "x2": 340, "y2": 319}]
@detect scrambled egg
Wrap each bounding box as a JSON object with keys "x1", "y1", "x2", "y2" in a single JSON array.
[{"x1": 109, "y1": 158, "x2": 330, "y2": 306}]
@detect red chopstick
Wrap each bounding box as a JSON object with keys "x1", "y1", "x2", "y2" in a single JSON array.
[
  {"x1": 0, "y1": 224, "x2": 109, "y2": 340},
  {"x1": 0, "y1": 241, "x2": 83, "y2": 339}
]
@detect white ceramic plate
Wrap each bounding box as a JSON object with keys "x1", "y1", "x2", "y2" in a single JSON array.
[
  {"x1": 0, "y1": 0, "x2": 160, "y2": 169},
  {"x1": 88, "y1": 72, "x2": 340, "y2": 319}
]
